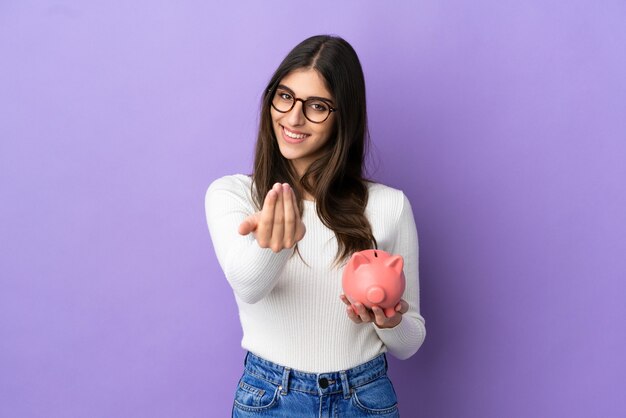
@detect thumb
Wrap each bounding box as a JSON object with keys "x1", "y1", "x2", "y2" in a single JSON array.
[{"x1": 238, "y1": 216, "x2": 258, "y2": 235}]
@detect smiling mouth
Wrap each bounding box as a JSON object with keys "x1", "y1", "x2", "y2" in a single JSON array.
[{"x1": 280, "y1": 125, "x2": 310, "y2": 143}]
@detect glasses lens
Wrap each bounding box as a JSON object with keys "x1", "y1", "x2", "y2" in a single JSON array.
[
  {"x1": 272, "y1": 89, "x2": 295, "y2": 112},
  {"x1": 303, "y1": 99, "x2": 330, "y2": 123}
]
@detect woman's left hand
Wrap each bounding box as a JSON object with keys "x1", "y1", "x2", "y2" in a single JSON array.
[{"x1": 339, "y1": 294, "x2": 409, "y2": 329}]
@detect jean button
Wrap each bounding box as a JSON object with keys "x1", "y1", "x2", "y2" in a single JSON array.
[{"x1": 318, "y1": 377, "x2": 329, "y2": 388}]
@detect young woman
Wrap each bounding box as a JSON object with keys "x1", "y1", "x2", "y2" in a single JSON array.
[{"x1": 205, "y1": 35, "x2": 426, "y2": 417}]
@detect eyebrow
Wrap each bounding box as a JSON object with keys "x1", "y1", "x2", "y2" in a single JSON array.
[{"x1": 277, "y1": 84, "x2": 335, "y2": 105}]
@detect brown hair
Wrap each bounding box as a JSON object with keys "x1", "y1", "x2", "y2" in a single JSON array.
[{"x1": 251, "y1": 35, "x2": 377, "y2": 267}]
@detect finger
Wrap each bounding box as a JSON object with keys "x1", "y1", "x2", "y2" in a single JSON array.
[
  {"x1": 291, "y1": 187, "x2": 306, "y2": 242},
  {"x1": 354, "y1": 303, "x2": 372, "y2": 322},
  {"x1": 396, "y1": 299, "x2": 410, "y2": 314},
  {"x1": 371, "y1": 306, "x2": 389, "y2": 324},
  {"x1": 291, "y1": 185, "x2": 301, "y2": 221},
  {"x1": 346, "y1": 306, "x2": 362, "y2": 323},
  {"x1": 270, "y1": 186, "x2": 285, "y2": 252},
  {"x1": 258, "y1": 187, "x2": 278, "y2": 247},
  {"x1": 282, "y1": 184, "x2": 295, "y2": 248},
  {"x1": 339, "y1": 294, "x2": 352, "y2": 307},
  {"x1": 238, "y1": 216, "x2": 256, "y2": 235}
]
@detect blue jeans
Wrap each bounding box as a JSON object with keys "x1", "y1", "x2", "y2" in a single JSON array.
[{"x1": 232, "y1": 352, "x2": 401, "y2": 417}]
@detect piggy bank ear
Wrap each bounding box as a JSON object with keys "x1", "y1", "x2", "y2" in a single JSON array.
[
  {"x1": 351, "y1": 253, "x2": 370, "y2": 270},
  {"x1": 384, "y1": 255, "x2": 404, "y2": 274}
]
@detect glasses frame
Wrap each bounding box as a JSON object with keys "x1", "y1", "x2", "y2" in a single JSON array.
[{"x1": 269, "y1": 86, "x2": 337, "y2": 124}]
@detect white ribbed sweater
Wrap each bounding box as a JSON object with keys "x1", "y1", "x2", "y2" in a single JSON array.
[{"x1": 204, "y1": 174, "x2": 426, "y2": 373}]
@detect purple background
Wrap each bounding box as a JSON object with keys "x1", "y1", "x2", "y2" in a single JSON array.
[{"x1": 1, "y1": 1, "x2": 625, "y2": 417}]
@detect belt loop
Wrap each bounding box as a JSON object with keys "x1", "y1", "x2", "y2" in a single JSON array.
[
  {"x1": 244, "y1": 351, "x2": 250, "y2": 366},
  {"x1": 340, "y1": 371, "x2": 351, "y2": 399},
  {"x1": 281, "y1": 367, "x2": 291, "y2": 395}
]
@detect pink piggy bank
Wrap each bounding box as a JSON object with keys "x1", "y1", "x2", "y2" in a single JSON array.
[{"x1": 342, "y1": 249, "x2": 406, "y2": 317}]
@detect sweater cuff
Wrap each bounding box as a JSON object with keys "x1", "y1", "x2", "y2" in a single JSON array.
[{"x1": 373, "y1": 315, "x2": 426, "y2": 360}]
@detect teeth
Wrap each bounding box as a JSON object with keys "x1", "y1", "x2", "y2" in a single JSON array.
[{"x1": 284, "y1": 127, "x2": 307, "y2": 139}]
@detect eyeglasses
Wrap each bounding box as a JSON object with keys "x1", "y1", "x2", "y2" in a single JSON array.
[{"x1": 270, "y1": 86, "x2": 337, "y2": 124}]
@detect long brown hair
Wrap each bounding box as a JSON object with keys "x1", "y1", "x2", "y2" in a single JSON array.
[{"x1": 251, "y1": 35, "x2": 377, "y2": 267}]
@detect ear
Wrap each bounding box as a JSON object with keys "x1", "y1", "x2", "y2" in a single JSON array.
[
  {"x1": 351, "y1": 252, "x2": 370, "y2": 270},
  {"x1": 384, "y1": 255, "x2": 404, "y2": 274}
]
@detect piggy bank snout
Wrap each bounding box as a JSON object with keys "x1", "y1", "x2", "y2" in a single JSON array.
[{"x1": 367, "y1": 286, "x2": 385, "y2": 304}]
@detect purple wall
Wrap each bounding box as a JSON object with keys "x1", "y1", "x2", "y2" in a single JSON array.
[{"x1": 1, "y1": 1, "x2": 625, "y2": 417}]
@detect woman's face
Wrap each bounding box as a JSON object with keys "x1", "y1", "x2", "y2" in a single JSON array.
[{"x1": 270, "y1": 68, "x2": 336, "y2": 178}]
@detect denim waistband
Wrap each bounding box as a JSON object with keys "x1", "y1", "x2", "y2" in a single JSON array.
[{"x1": 243, "y1": 352, "x2": 388, "y2": 397}]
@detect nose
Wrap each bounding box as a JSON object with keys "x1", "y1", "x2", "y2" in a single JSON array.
[{"x1": 286, "y1": 100, "x2": 306, "y2": 126}]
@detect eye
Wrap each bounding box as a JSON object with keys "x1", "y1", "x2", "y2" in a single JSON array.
[
  {"x1": 277, "y1": 90, "x2": 293, "y2": 101},
  {"x1": 308, "y1": 101, "x2": 329, "y2": 112}
]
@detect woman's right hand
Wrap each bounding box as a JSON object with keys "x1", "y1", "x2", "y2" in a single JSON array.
[{"x1": 238, "y1": 183, "x2": 306, "y2": 252}]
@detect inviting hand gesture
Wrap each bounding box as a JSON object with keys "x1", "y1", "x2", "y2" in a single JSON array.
[
  {"x1": 340, "y1": 294, "x2": 409, "y2": 329},
  {"x1": 238, "y1": 182, "x2": 306, "y2": 252}
]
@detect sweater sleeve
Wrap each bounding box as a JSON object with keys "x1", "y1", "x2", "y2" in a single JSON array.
[
  {"x1": 204, "y1": 175, "x2": 292, "y2": 304},
  {"x1": 373, "y1": 192, "x2": 426, "y2": 359}
]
